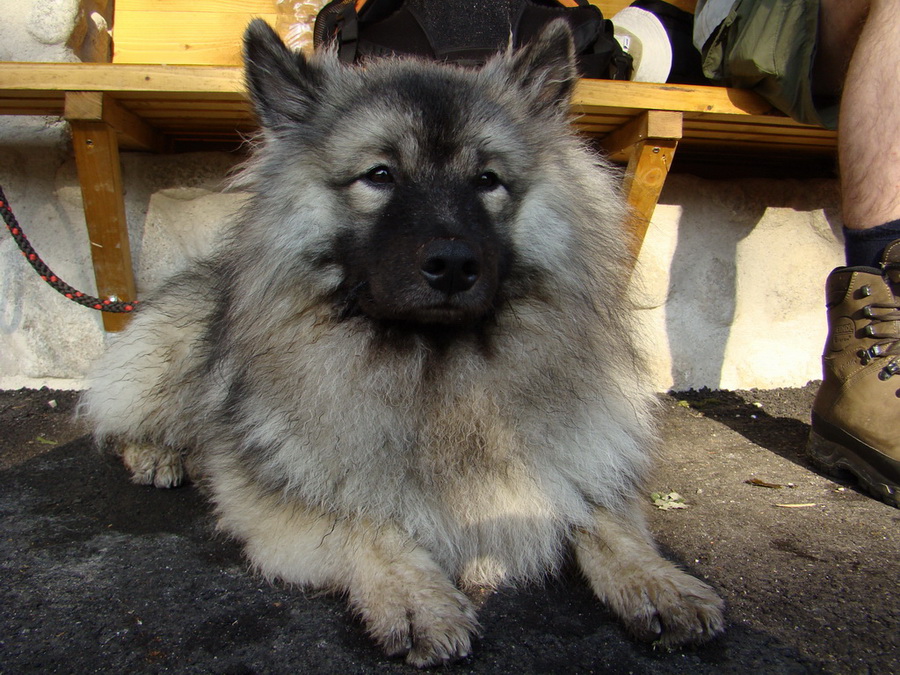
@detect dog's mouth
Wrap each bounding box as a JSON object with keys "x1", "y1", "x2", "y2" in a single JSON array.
[
  {"x1": 336, "y1": 275, "x2": 501, "y2": 327},
  {"x1": 399, "y1": 301, "x2": 493, "y2": 326},
  {"x1": 355, "y1": 292, "x2": 497, "y2": 326}
]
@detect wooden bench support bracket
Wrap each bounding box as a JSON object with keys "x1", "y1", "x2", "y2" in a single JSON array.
[
  {"x1": 603, "y1": 111, "x2": 684, "y2": 266},
  {"x1": 622, "y1": 138, "x2": 679, "y2": 260},
  {"x1": 65, "y1": 92, "x2": 138, "y2": 332}
]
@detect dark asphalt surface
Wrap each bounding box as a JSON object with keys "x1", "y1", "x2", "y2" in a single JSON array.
[{"x1": 1, "y1": 386, "x2": 897, "y2": 674}]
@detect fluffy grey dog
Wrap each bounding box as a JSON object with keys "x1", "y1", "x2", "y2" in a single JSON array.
[{"x1": 80, "y1": 18, "x2": 724, "y2": 666}]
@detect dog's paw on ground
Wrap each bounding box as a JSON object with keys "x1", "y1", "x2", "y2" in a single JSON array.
[
  {"x1": 620, "y1": 566, "x2": 726, "y2": 647},
  {"x1": 355, "y1": 577, "x2": 480, "y2": 667},
  {"x1": 120, "y1": 442, "x2": 185, "y2": 488}
]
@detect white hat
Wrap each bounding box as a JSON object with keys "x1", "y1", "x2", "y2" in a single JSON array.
[{"x1": 611, "y1": 7, "x2": 672, "y2": 83}]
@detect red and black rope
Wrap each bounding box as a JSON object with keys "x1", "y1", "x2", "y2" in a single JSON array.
[{"x1": 0, "y1": 185, "x2": 138, "y2": 313}]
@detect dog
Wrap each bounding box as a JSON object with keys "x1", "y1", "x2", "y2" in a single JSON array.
[{"x1": 79, "y1": 18, "x2": 724, "y2": 666}]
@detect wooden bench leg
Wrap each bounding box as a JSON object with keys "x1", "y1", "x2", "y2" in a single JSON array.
[
  {"x1": 601, "y1": 110, "x2": 683, "y2": 269},
  {"x1": 66, "y1": 94, "x2": 137, "y2": 332},
  {"x1": 622, "y1": 138, "x2": 679, "y2": 261}
]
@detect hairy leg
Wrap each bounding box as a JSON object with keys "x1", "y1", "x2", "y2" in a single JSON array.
[
  {"x1": 819, "y1": 0, "x2": 900, "y2": 229},
  {"x1": 574, "y1": 504, "x2": 724, "y2": 646}
]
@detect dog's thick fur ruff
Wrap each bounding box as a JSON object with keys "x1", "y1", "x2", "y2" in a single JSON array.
[{"x1": 80, "y1": 19, "x2": 724, "y2": 666}]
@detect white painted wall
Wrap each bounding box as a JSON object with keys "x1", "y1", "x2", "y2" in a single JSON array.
[
  {"x1": 0, "y1": 0, "x2": 845, "y2": 391},
  {"x1": 631, "y1": 176, "x2": 843, "y2": 391}
]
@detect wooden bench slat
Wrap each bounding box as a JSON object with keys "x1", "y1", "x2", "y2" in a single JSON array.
[
  {"x1": 0, "y1": 65, "x2": 774, "y2": 114},
  {"x1": 0, "y1": 65, "x2": 835, "y2": 149},
  {"x1": 0, "y1": 63, "x2": 245, "y2": 94},
  {"x1": 573, "y1": 79, "x2": 776, "y2": 116},
  {"x1": 113, "y1": 12, "x2": 278, "y2": 66},
  {"x1": 118, "y1": 0, "x2": 276, "y2": 12}
]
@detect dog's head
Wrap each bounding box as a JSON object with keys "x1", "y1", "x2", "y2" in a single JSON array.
[{"x1": 240, "y1": 19, "x2": 584, "y2": 328}]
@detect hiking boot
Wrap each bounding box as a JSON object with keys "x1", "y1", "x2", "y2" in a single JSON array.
[{"x1": 807, "y1": 240, "x2": 900, "y2": 507}]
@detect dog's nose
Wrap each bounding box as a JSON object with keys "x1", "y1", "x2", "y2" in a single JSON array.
[{"x1": 419, "y1": 239, "x2": 481, "y2": 295}]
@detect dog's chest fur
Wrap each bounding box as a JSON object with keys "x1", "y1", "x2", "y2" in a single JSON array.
[{"x1": 217, "y1": 318, "x2": 610, "y2": 585}]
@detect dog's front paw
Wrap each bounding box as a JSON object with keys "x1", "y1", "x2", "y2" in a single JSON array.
[
  {"x1": 617, "y1": 565, "x2": 725, "y2": 647},
  {"x1": 352, "y1": 570, "x2": 480, "y2": 667},
  {"x1": 575, "y1": 507, "x2": 725, "y2": 647},
  {"x1": 120, "y1": 442, "x2": 185, "y2": 488}
]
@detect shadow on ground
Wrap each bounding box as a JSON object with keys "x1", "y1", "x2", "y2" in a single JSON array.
[
  {"x1": 673, "y1": 385, "x2": 870, "y2": 496},
  {"x1": 673, "y1": 388, "x2": 812, "y2": 464}
]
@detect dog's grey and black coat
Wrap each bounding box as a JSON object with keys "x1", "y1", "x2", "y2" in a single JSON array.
[{"x1": 81, "y1": 19, "x2": 724, "y2": 666}]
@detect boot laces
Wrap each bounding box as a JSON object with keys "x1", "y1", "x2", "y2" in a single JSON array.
[{"x1": 859, "y1": 270, "x2": 900, "y2": 379}]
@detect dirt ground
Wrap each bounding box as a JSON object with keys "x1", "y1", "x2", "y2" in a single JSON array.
[{"x1": 1, "y1": 384, "x2": 897, "y2": 674}]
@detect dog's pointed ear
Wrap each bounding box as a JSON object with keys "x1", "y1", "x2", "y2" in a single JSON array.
[
  {"x1": 508, "y1": 20, "x2": 578, "y2": 111},
  {"x1": 243, "y1": 19, "x2": 323, "y2": 128}
]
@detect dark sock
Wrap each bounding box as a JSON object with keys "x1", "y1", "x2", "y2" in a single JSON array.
[{"x1": 843, "y1": 219, "x2": 900, "y2": 267}]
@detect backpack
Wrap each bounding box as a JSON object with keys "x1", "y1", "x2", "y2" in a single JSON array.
[{"x1": 313, "y1": 0, "x2": 633, "y2": 80}]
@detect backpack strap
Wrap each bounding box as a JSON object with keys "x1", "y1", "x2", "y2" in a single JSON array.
[{"x1": 314, "y1": 0, "x2": 395, "y2": 62}]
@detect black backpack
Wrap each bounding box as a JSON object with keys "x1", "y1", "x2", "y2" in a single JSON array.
[{"x1": 313, "y1": 0, "x2": 632, "y2": 80}]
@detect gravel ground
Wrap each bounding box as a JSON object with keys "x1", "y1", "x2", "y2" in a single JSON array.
[{"x1": 1, "y1": 384, "x2": 897, "y2": 674}]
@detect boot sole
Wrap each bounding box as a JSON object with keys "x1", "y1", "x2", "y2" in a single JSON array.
[{"x1": 807, "y1": 413, "x2": 900, "y2": 508}]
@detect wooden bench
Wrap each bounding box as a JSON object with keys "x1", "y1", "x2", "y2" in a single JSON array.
[{"x1": 0, "y1": 0, "x2": 837, "y2": 331}]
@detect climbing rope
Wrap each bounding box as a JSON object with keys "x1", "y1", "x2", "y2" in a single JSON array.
[{"x1": 0, "y1": 185, "x2": 138, "y2": 313}]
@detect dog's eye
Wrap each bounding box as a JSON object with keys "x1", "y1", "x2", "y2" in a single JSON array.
[
  {"x1": 364, "y1": 166, "x2": 394, "y2": 186},
  {"x1": 475, "y1": 171, "x2": 501, "y2": 190}
]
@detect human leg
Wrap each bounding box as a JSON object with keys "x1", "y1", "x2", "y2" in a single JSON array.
[
  {"x1": 827, "y1": 0, "x2": 900, "y2": 233},
  {"x1": 833, "y1": 0, "x2": 900, "y2": 269},
  {"x1": 808, "y1": 0, "x2": 900, "y2": 507}
]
